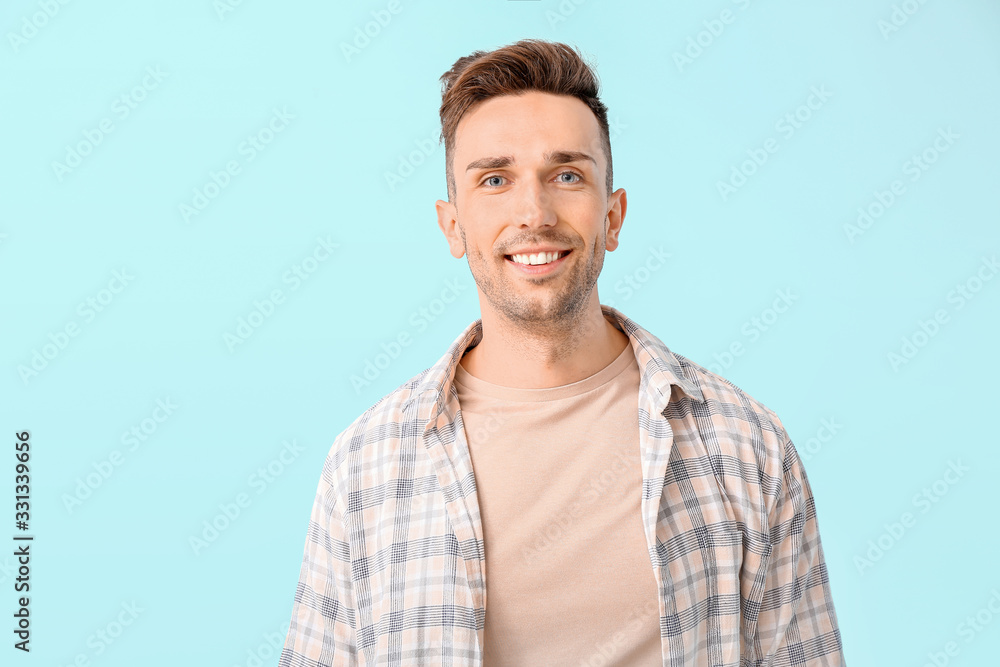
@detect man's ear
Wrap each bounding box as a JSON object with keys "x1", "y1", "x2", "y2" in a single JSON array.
[
  {"x1": 605, "y1": 187, "x2": 627, "y2": 251},
  {"x1": 435, "y1": 198, "x2": 465, "y2": 259}
]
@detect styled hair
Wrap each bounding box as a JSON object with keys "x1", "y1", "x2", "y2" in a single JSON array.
[{"x1": 438, "y1": 39, "x2": 612, "y2": 202}]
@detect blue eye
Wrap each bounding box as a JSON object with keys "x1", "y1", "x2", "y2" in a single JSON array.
[{"x1": 481, "y1": 171, "x2": 582, "y2": 188}]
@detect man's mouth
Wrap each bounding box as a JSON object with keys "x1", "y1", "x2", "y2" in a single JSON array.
[{"x1": 504, "y1": 249, "x2": 571, "y2": 266}]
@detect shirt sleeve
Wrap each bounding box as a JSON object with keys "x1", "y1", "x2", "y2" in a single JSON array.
[
  {"x1": 279, "y1": 473, "x2": 359, "y2": 666},
  {"x1": 754, "y1": 438, "x2": 846, "y2": 665}
]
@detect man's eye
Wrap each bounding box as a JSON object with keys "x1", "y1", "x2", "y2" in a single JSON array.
[{"x1": 482, "y1": 172, "x2": 580, "y2": 187}]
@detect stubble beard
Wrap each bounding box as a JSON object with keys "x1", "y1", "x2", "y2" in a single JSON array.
[{"x1": 459, "y1": 222, "x2": 605, "y2": 335}]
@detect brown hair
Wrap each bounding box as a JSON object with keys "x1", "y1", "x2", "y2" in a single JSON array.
[{"x1": 438, "y1": 39, "x2": 612, "y2": 202}]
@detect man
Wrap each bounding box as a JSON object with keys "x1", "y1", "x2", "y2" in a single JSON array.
[{"x1": 280, "y1": 39, "x2": 845, "y2": 666}]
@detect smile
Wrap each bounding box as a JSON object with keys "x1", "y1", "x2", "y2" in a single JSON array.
[{"x1": 504, "y1": 249, "x2": 572, "y2": 275}]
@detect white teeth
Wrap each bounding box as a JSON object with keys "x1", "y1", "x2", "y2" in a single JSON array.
[{"x1": 510, "y1": 251, "x2": 565, "y2": 265}]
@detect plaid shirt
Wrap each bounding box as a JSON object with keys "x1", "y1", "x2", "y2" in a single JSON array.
[{"x1": 280, "y1": 305, "x2": 845, "y2": 666}]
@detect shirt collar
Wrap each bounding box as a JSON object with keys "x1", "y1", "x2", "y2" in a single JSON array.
[{"x1": 412, "y1": 305, "x2": 705, "y2": 433}]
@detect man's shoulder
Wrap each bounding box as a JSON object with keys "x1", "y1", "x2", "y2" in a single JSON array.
[
  {"x1": 622, "y1": 307, "x2": 789, "y2": 457},
  {"x1": 667, "y1": 348, "x2": 791, "y2": 465}
]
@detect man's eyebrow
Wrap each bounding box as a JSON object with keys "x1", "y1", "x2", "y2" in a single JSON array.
[{"x1": 465, "y1": 150, "x2": 597, "y2": 173}]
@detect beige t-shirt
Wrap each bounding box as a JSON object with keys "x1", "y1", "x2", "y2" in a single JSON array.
[{"x1": 454, "y1": 341, "x2": 662, "y2": 666}]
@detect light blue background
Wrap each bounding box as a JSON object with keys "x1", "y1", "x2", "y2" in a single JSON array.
[{"x1": 2, "y1": 0, "x2": 999, "y2": 664}]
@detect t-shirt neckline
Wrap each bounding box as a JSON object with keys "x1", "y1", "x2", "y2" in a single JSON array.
[{"x1": 454, "y1": 340, "x2": 635, "y2": 402}]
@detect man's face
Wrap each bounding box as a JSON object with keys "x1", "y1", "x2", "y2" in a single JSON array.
[{"x1": 435, "y1": 91, "x2": 626, "y2": 328}]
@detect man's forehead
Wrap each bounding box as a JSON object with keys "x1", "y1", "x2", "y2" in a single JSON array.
[
  {"x1": 455, "y1": 121, "x2": 604, "y2": 170},
  {"x1": 455, "y1": 92, "x2": 601, "y2": 149}
]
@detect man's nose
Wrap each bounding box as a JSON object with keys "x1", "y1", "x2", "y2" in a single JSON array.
[{"x1": 513, "y1": 179, "x2": 557, "y2": 228}]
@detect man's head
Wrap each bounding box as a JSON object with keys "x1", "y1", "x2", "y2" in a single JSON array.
[{"x1": 434, "y1": 39, "x2": 627, "y2": 331}]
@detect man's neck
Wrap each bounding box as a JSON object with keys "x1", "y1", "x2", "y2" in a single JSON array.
[{"x1": 459, "y1": 304, "x2": 630, "y2": 389}]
